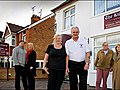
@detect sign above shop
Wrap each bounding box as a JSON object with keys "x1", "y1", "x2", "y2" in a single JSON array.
[
  {"x1": 0, "y1": 43, "x2": 9, "y2": 56},
  {"x1": 104, "y1": 10, "x2": 120, "y2": 29}
]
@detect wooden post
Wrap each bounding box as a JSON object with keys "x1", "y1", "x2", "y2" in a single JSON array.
[{"x1": 7, "y1": 56, "x2": 9, "y2": 81}]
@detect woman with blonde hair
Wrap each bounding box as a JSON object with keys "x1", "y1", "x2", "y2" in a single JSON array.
[
  {"x1": 43, "y1": 34, "x2": 67, "y2": 90},
  {"x1": 112, "y1": 44, "x2": 120, "y2": 90},
  {"x1": 26, "y1": 42, "x2": 36, "y2": 90}
]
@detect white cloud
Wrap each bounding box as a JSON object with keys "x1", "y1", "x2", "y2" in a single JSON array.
[{"x1": 0, "y1": 1, "x2": 63, "y2": 32}]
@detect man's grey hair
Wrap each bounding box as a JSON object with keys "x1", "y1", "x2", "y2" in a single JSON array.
[{"x1": 71, "y1": 26, "x2": 79, "y2": 31}]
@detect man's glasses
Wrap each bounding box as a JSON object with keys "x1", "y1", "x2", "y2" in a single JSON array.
[{"x1": 104, "y1": 44, "x2": 108, "y2": 46}]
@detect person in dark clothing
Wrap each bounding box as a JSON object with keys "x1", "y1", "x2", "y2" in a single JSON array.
[
  {"x1": 43, "y1": 34, "x2": 67, "y2": 90},
  {"x1": 26, "y1": 43, "x2": 36, "y2": 90}
]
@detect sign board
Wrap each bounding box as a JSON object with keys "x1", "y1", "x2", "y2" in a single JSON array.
[
  {"x1": 0, "y1": 42, "x2": 9, "y2": 56},
  {"x1": 0, "y1": 31, "x2": 3, "y2": 38},
  {"x1": 104, "y1": 10, "x2": 120, "y2": 29}
]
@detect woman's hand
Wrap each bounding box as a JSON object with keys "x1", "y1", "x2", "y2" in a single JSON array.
[
  {"x1": 65, "y1": 67, "x2": 70, "y2": 76},
  {"x1": 30, "y1": 66, "x2": 33, "y2": 70},
  {"x1": 42, "y1": 67, "x2": 49, "y2": 74}
]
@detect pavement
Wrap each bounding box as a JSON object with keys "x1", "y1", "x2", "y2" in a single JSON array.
[{"x1": 0, "y1": 79, "x2": 96, "y2": 90}]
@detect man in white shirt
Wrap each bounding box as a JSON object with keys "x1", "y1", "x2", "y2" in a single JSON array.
[{"x1": 65, "y1": 27, "x2": 90, "y2": 90}]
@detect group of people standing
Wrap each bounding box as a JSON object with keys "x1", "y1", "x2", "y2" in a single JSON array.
[
  {"x1": 12, "y1": 41, "x2": 36, "y2": 90},
  {"x1": 12, "y1": 26, "x2": 120, "y2": 90},
  {"x1": 95, "y1": 42, "x2": 120, "y2": 90},
  {"x1": 43, "y1": 26, "x2": 90, "y2": 90},
  {"x1": 43, "y1": 26, "x2": 120, "y2": 90}
]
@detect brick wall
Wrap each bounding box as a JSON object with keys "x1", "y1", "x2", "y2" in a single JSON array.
[
  {"x1": 28, "y1": 15, "x2": 55, "y2": 60},
  {"x1": 0, "y1": 68, "x2": 48, "y2": 80},
  {"x1": 14, "y1": 16, "x2": 55, "y2": 60},
  {"x1": 0, "y1": 15, "x2": 55, "y2": 80},
  {"x1": 0, "y1": 68, "x2": 7, "y2": 80},
  {"x1": 24, "y1": 29, "x2": 30, "y2": 49},
  {"x1": 16, "y1": 34, "x2": 19, "y2": 46},
  {"x1": 26, "y1": 29, "x2": 30, "y2": 44},
  {"x1": 18, "y1": 33, "x2": 22, "y2": 42},
  {"x1": 9, "y1": 46, "x2": 15, "y2": 56}
]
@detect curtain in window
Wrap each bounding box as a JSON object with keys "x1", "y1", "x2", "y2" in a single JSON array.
[
  {"x1": 94, "y1": 0, "x2": 105, "y2": 15},
  {"x1": 64, "y1": 7, "x2": 75, "y2": 29},
  {"x1": 107, "y1": 0, "x2": 120, "y2": 11}
]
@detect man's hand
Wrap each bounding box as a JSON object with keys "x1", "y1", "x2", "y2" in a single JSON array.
[
  {"x1": 84, "y1": 64, "x2": 89, "y2": 70},
  {"x1": 109, "y1": 67, "x2": 113, "y2": 72}
]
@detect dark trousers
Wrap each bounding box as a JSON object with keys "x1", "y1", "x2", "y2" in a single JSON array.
[
  {"x1": 47, "y1": 69, "x2": 65, "y2": 90},
  {"x1": 15, "y1": 65, "x2": 28, "y2": 90},
  {"x1": 68, "y1": 60, "x2": 88, "y2": 90},
  {"x1": 27, "y1": 74, "x2": 35, "y2": 90}
]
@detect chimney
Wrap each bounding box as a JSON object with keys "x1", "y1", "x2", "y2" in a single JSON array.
[{"x1": 31, "y1": 14, "x2": 41, "y2": 24}]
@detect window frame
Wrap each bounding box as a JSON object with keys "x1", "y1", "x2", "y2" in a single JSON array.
[
  {"x1": 92, "y1": 33, "x2": 120, "y2": 70},
  {"x1": 64, "y1": 6, "x2": 75, "y2": 29},
  {"x1": 94, "y1": 0, "x2": 120, "y2": 16},
  {"x1": 94, "y1": 0, "x2": 105, "y2": 15},
  {"x1": 12, "y1": 35, "x2": 16, "y2": 46},
  {"x1": 22, "y1": 31, "x2": 26, "y2": 42},
  {"x1": 106, "y1": 0, "x2": 120, "y2": 11}
]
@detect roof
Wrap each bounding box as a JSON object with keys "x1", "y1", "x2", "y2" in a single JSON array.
[
  {"x1": 51, "y1": 0, "x2": 77, "y2": 12},
  {"x1": 18, "y1": 13, "x2": 54, "y2": 33},
  {"x1": 31, "y1": 14, "x2": 40, "y2": 18},
  {"x1": 0, "y1": 31, "x2": 3, "y2": 38},
  {"x1": 7, "y1": 22, "x2": 24, "y2": 33}
]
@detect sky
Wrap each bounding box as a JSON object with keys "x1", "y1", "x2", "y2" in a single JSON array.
[{"x1": 0, "y1": 1, "x2": 63, "y2": 32}]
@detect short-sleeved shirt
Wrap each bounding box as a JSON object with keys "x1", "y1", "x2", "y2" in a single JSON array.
[
  {"x1": 45, "y1": 44, "x2": 66, "y2": 70},
  {"x1": 65, "y1": 38, "x2": 90, "y2": 62}
]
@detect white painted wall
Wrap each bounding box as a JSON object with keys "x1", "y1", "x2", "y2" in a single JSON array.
[
  {"x1": 90, "y1": 7, "x2": 120, "y2": 37},
  {"x1": 89, "y1": 7, "x2": 120, "y2": 89},
  {"x1": 55, "y1": 1, "x2": 93, "y2": 49},
  {"x1": 5, "y1": 35, "x2": 12, "y2": 46},
  {"x1": 55, "y1": 1, "x2": 92, "y2": 40}
]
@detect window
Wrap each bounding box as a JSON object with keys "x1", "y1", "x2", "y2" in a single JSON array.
[
  {"x1": 107, "y1": 0, "x2": 120, "y2": 11},
  {"x1": 107, "y1": 34, "x2": 120, "y2": 44},
  {"x1": 54, "y1": 24, "x2": 57, "y2": 33},
  {"x1": 36, "y1": 60, "x2": 44, "y2": 69},
  {"x1": 22, "y1": 31, "x2": 26, "y2": 42},
  {"x1": 64, "y1": 6, "x2": 75, "y2": 29},
  {"x1": 0, "y1": 57, "x2": 10, "y2": 68},
  {"x1": 94, "y1": 37, "x2": 105, "y2": 70},
  {"x1": 94, "y1": 0, "x2": 120, "y2": 15},
  {"x1": 92, "y1": 33, "x2": 120, "y2": 70},
  {"x1": 94, "y1": 0, "x2": 105, "y2": 15},
  {"x1": 12, "y1": 35, "x2": 16, "y2": 46},
  {"x1": 94, "y1": 37, "x2": 105, "y2": 46}
]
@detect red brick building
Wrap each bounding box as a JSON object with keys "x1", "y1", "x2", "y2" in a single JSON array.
[
  {"x1": 18, "y1": 13, "x2": 55, "y2": 59},
  {"x1": 3, "y1": 13, "x2": 55, "y2": 60},
  {"x1": 3, "y1": 22, "x2": 24, "y2": 56},
  {"x1": 0, "y1": 13, "x2": 55, "y2": 79}
]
